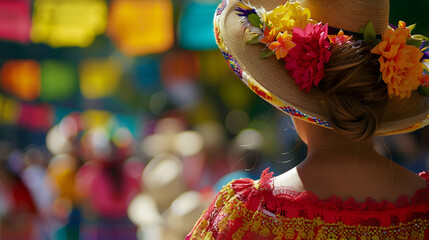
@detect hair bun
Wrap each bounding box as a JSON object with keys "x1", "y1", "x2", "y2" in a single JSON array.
[
  {"x1": 321, "y1": 42, "x2": 388, "y2": 141},
  {"x1": 327, "y1": 93, "x2": 379, "y2": 141}
]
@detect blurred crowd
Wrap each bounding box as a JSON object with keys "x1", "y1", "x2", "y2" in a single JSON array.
[
  {"x1": 0, "y1": 110, "x2": 289, "y2": 240},
  {"x1": 0, "y1": 109, "x2": 428, "y2": 240},
  {"x1": 0, "y1": 0, "x2": 428, "y2": 239}
]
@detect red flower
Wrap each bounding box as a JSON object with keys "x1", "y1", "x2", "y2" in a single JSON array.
[
  {"x1": 285, "y1": 23, "x2": 332, "y2": 93},
  {"x1": 419, "y1": 73, "x2": 429, "y2": 87}
]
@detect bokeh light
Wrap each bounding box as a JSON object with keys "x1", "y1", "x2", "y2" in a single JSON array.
[
  {"x1": 31, "y1": 0, "x2": 107, "y2": 47},
  {"x1": 0, "y1": 0, "x2": 31, "y2": 43},
  {"x1": 40, "y1": 60, "x2": 78, "y2": 101},
  {"x1": 79, "y1": 58, "x2": 122, "y2": 99},
  {"x1": 0, "y1": 94, "x2": 20, "y2": 124},
  {"x1": 178, "y1": 0, "x2": 219, "y2": 50},
  {"x1": 107, "y1": 0, "x2": 174, "y2": 56},
  {"x1": 1, "y1": 60, "x2": 40, "y2": 100},
  {"x1": 0, "y1": 1, "x2": 428, "y2": 239}
]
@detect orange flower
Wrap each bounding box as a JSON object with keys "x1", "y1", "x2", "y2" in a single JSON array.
[
  {"x1": 260, "y1": 26, "x2": 278, "y2": 45},
  {"x1": 398, "y1": 20, "x2": 407, "y2": 29},
  {"x1": 328, "y1": 30, "x2": 352, "y2": 45},
  {"x1": 371, "y1": 22, "x2": 423, "y2": 99},
  {"x1": 268, "y1": 32, "x2": 295, "y2": 60}
]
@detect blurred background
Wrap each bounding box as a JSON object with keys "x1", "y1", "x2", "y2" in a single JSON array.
[{"x1": 0, "y1": 0, "x2": 428, "y2": 239}]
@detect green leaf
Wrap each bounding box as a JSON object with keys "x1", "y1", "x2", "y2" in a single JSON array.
[
  {"x1": 407, "y1": 38, "x2": 424, "y2": 48},
  {"x1": 418, "y1": 85, "x2": 429, "y2": 97},
  {"x1": 248, "y1": 13, "x2": 262, "y2": 28},
  {"x1": 260, "y1": 49, "x2": 274, "y2": 59},
  {"x1": 411, "y1": 34, "x2": 429, "y2": 41},
  {"x1": 245, "y1": 32, "x2": 260, "y2": 44},
  {"x1": 363, "y1": 21, "x2": 377, "y2": 44},
  {"x1": 407, "y1": 23, "x2": 417, "y2": 32},
  {"x1": 359, "y1": 27, "x2": 365, "y2": 34}
]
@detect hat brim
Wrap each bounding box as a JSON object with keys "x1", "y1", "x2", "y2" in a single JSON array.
[{"x1": 214, "y1": 0, "x2": 429, "y2": 135}]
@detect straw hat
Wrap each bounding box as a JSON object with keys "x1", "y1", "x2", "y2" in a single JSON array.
[{"x1": 214, "y1": 0, "x2": 429, "y2": 135}]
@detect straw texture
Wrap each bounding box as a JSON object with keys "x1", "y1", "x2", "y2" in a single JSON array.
[{"x1": 216, "y1": 0, "x2": 429, "y2": 134}]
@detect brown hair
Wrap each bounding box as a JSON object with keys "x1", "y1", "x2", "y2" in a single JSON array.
[{"x1": 319, "y1": 41, "x2": 388, "y2": 141}]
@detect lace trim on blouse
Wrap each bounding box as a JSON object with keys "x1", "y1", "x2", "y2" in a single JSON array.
[{"x1": 186, "y1": 169, "x2": 429, "y2": 240}]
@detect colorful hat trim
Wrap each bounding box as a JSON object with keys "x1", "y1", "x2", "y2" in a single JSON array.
[
  {"x1": 213, "y1": 0, "x2": 429, "y2": 135},
  {"x1": 235, "y1": 1, "x2": 429, "y2": 99}
]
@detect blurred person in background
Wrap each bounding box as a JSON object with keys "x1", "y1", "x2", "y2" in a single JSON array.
[
  {"x1": 76, "y1": 127, "x2": 140, "y2": 240},
  {"x1": 0, "y1": 154, "x2": 38, "y2": 240},
  {"x1": 47, "y1": 153, "x2": 81, "y2": 240},
  {"x1": 187, "y1": 0, "x2": 429, "y2": 239},
  {"x1": 45, "y1": 113, "x2": 85, "y2": 240},
  {"x1": 21, "y1": 146, "x2": 55, "y2": 239}
]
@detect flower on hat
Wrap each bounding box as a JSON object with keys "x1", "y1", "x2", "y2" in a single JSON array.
[
  {"x1": 419, "y1": 52, "x2": 429, "y2": 85},
  {"x1": 421, "y1": 42, "x2": 429, "y2": 69},
  {"x1": 262, "y1": 2, "x2": 311, "y2": 32},
  {"x1": 235, "y1": 2, "x2": 429, "y2": 99},
  {"x1": 284, "y1": 23, "x2": 332, "y2": 93},
  {"x1": 268, "y1": 31, "x2": 296, "y2": 60},
  {"x1": 260, "y1": 26, "x2": 278, "y2": 45},
  {"x1": 398, "y1": 21, "x2": 407, "y2": 29},
  {"x1": 236, "y1": 2, "x2": 256, "y2": 17},
  {"x1": 236, "y1": 2, "x2": 263, "y2": 33},
  {"x1": 420, "y1": 73, "x2": 429, "y2": 86},
  {"x1": 371, "y1": 21, "x2": 423, "y2": 99},
  {"x1": 328, "y1": 30, "x2": 352, "y2": 45}
]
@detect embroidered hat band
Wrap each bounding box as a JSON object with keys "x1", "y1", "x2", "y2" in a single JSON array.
[{"x1": 214, "y1": 0, "x2": 429, "y2": 136}]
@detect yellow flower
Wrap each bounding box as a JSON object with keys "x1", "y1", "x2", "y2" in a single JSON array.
[
  {"x1": 263, "y1": 2, "x2": 311, "y2": 32},
  {"x1": 371, "y1": 22, "x2": 423, "y2": 99}
]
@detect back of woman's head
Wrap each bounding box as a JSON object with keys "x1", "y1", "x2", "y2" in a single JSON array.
[{"x1": 320, "y1": 41, "x2": 389, "y2": 142}]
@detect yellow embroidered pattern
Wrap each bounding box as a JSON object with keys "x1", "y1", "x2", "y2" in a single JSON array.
[
  {"x1": 222, "y1": 198, "x2": 427, "y2": 239},
  {"x1": 190, "y1": 183, "x2": 429, "y2": 240}
]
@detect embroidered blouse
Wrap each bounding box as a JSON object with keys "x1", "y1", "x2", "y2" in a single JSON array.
[{"x1": 186, "y1": 169, "x2": 429, "y2": 239}]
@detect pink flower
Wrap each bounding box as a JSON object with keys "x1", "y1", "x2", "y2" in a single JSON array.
[{"x1": 285, "y1": 23, "x2": 332, "y2": 93}]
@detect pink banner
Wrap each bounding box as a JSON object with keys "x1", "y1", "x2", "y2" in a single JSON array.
[{"x1": 0, "y1": 0, "x2": 31, "y2": 43}]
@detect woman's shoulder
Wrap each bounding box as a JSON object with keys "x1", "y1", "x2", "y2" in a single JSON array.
[
  {"x1": 186, "y1": 169, "x2": 429, "y2": 240},
  {"x1": 217, "y1": 167, "x2": 429, "y2": 226},
  {"x1": 222, "y1": 168, "x2": 429, "y2": 210},
  {"x1": 227, "y1": 168, "x2": 429, "y2": 227},
  {"x1": 206, "y1": 168, "x2": 274, "y2": 213}
]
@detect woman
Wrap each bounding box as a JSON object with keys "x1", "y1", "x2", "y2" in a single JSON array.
[{"x1": 187, "y1": 0, "x2": 429, "y2": 239}]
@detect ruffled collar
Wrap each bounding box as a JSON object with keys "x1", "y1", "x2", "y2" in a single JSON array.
[{"x1": 240, "y1": 168, "x2": 429, "y2": 211}]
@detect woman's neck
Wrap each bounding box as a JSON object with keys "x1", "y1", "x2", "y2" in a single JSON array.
[
  {"x1": 305, "y1": 129, "x2": 380, "y2": 165},
  {"x1": 294, "y1": 118, "x2": 381, "y2": 165},
  {"x1": 286, "y1": 118, "x2": 427, "y2": 202}
]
